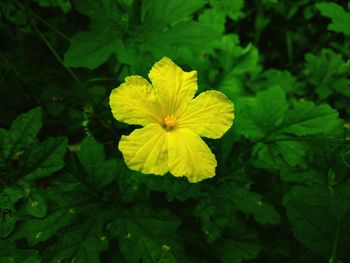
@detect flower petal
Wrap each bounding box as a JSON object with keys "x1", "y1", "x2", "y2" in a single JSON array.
[
  {"x1": 177, "y1": 90, "x2": 234, "y2": 139},
  {"x1": 148, "y1": 57, "x2": 197, "y2": 116},
  {"x1": 168, "y1": 128, "x2": 217, "y2": 183},
  {"x1": 118, "y1": 124, "x2": 168, "y2": 175},
  {"x1": 109, "y1": 76, "x2": 161, "y2": 126}
]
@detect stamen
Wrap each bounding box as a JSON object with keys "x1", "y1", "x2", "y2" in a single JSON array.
[{"x1": 164, "y1": 115, "x2": 176, "y2": 128}]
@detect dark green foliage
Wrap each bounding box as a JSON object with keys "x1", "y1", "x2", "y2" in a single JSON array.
[
  {"x1": 303, "y1": 49, "x2": 350, "y2": 99},
  {"x1": 0, "y1": 240, "x2": 40, "y2": 263},
  {"x1": 1, "y1": 0, "x2": 350, "y2": 262},
  {"x1": 109, "y1": 207, "x2": 184, "y2": 263},
  {"x1": 316, "y1": 2, "x2": 350, "y2": 36},
  {"x1": 283, "y1": 182, "x2": 350, "y2": 261}
]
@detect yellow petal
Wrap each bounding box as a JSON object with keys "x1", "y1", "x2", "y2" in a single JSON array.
[
  {"x1": 109, "y1": 76, "x2": 161, "y2": 126},
  {"x1": 118, "y1": 124, "x2": 168, "y2": 175},
  {"x1": 148, "y1": 57, "x2": 197, "y2": 116},
  {"x1": 177, "y1": 90, "x2": 234, "y2": 139},
  {"x1": 168, "y1": 128, "x2": 217, "y2": 183}
]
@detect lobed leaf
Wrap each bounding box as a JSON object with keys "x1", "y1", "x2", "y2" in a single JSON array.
[
  {"x1": 42, "y1": 207, "x2": 112, "y2": 263},
  {"x1": 283, "y1": 181, "x2": 350, "y2": 260},
  {"x1": 316, "y1": 2, "x2": 350, "y2": 36},
  {"x1": 303, "y1": 49, "x2": 350, "y2": 99},
  {"x1": 4, "y1": 107, "x2": 42, "y2": 158},
  {"x1": 237, "y1": 86, "x2": 342, "y2": 170},
  {"x1": 280, "y1": 102, "x2": 340, "y2": 136},
  {"x1": 77, "y1": 136, "x2": 119, "y2": 190},
  {"x1": 22, "y1": 137, "x2": 68, "y2": 180},
  {"x1": 0, "y1": 240, "x2": 40, "y2": 263},
  {"x1": 64, "y1": 31, "x2": 123, "y2": 69},
  {"x1": 109, "y1": 207, "x2": 183, "y2": 263},
  {"x1": 12, "y1": 208, "x2": 76, "y2": 246}
]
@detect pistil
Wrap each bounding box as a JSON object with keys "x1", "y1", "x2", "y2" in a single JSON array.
[{"x1": 164, "y1": 115, "x2": 176, "y2": 129}]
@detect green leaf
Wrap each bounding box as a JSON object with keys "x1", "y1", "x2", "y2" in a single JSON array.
[
  {"x1": 262, "y1": 0, "x2": 278, "y2": 3},
  {"x1": 225, "y1": 43, "x2": 260, "y2": 76},
  {"x1": 0, "y1": 210, "x2": 17, "y2": 238},
  {"x1": 285, "y1": 201, "x2": 336, "y2": 259},
  {"x1": 216, "y1": 38, "x2": 261, "y2": 98},
  {"x1": 0, "y1": 240, "x2": 40, "y2": 263},
  {"x1": 0, "y1": 187, "x2": 23, "y2": 208},
  {"x1": 0, "y1": 109, "x2": 66, "y2": 183},
  {"x1": 77, "y1": 136, "x2": 119, "y2": 189},
  {"x1": 64, "y1": 31, "x2": 123, "y2": 69},
  {"x1": 316, "y1": 2, "x2": 350, "y2": 36},
  {"x1": 212, "y1": 237, "x2": 260, "y2": 263},
  {"x1": 22, "y1": 137, "x2": 67, "y2": 180},
  {"x1": 214, "y1": 34, "x2": 240, "y2": 71},
  {"x1": 34, "y1": 0, "x2": 71, "y2": 13},
  {"x1": 42, "y1": 206, "x2": 111, "y2": 263},
  {"x1": 109, "y1": 207, "x2": 183, "y2": 263},
  {"x1": 281, "y1": 139, "x2": 349, "y2": 185},
  {"x1": 230, "y1": 187, "x2": 281, "y2": 225},
  {"x1": 252, "y1": 142, "x2": 283, "y2": 170},
  {"x1": 198, "y1": 9, "x2": 226, "y2": 34},
  {"x1": 236, "y1": 86, "x2": 288, "y2": 138},
  {"x1": 0, "y1": 187, "x2": 23, "y2": 238},
  {"x1": 254, "y1": 69, "x2": 299, "y2": 93},
  {"x1": 252, "y1": 139, "x2": 307, "y2": 169},
  {"x1": 280, "y1": 102, "x2": 340, "y2": 136},
  {"x1": 12, "y1": 208, "x2": 76, "y2": 246},
  {"x1": 141, "y1": 0, "x2": 206, "y2": 31},
  {"x1": 143, "y1": 21, "x2": 221, "y2": 55},
  {"x1": 280, "y1": 167, "x2": 323, "y2": 185},
  {"x1": 167, "y1": 22, "x2": 221, "y2": 47},
  {"x1": 276, "y1": 140, "x2": 305, "y2": 167},
  {"x1": 65, "y1": 0, "x2": 210, "y2": 69},
  {"x1": 194, "y1": 195, "x2": 233, "y2": 242},
  {"x1": 6, "y1": 107, "x2": 42, "y2": 157},
  {"x1": 303, "y1": 49, "x2": 350, "y2": 99},
  {"x1": 283, "y1": 181, "x2": 350, "y2": 260},
  {"x1": 195, "y1": 183, "x2": 280, "y2": 242},
  {"x1": 136, "y1": 1, "x2": 219, "y2": 58},
  {"x1": 130, "y1": 171, "x2": 201, "y2": 201},
  {"x1": 209, "y1": 0, "x2": 245, "y2": 21},
  {"x1": 237, "y1": 86, "x2": 342, "y2": 170},
  {"x1": 115, "y1": 168, "x2": 150, "y2": 203},
  {"x1": 197, "y1": 214, "x2": 261, "y2": 263},
  {"x1": 64, "y1": 0, "x2": 129, "y2": 69},
  {"x1": 22, "y1": 193, "x2": 47, "y2": 218},
  {"x1": 73, "y1": 0, "x2": 124, "y2": 29}
]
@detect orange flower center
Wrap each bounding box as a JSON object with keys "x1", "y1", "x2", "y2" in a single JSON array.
[{"x1": 164, "y1": 115, "x2": 176, "y2": 128}]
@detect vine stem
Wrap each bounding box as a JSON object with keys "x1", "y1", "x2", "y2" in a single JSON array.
[
  {"x1": 14, "y1": 0, "x2": 82, "y2": 85},
  {"x1": 265, "y1": 137, "x2": 350, "y2": 145},
  {"x1": 83, "y1": 77, "x2": 117, "y2": 86},
  {"x1": 14, "y1": 0, "x2": 70, "y2": 41},
  {"x1": 328, "y1": 219, "x2": 341, "y2": 263},
  {"x1": 31, "y1": 12, "x2": 70, "y2": 41},
  {"x1": 32, "y1": 22, "x2": 82, "y2": 85}
]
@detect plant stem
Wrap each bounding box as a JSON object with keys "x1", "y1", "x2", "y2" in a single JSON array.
[
  {"x1": 14, "y1": 0, "x2": 70, "y2": 41},
  {"x1": 32, "y1": 22, "x2": 82, "y2": 85},
  {"x1": 30, "y1": 10, "x2": 70, "y2": 41},
  {"x1": 83, "y1": 77, "x2": 117, "y2": 86},
  {"x1": 328, "y1": 219, "x2": 341, "y2": 263},
  {"x1": 266, "y1": 137, "x2": 350, "y2": 145}
]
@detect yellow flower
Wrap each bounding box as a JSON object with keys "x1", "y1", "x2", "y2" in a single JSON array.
[{"x1": 109, "y1": 57, "x2": 234, "y2": 183}]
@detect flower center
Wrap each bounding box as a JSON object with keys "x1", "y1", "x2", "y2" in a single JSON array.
[{"x1": 164, "y1": 115, "x2": 176, "y2": 128}]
